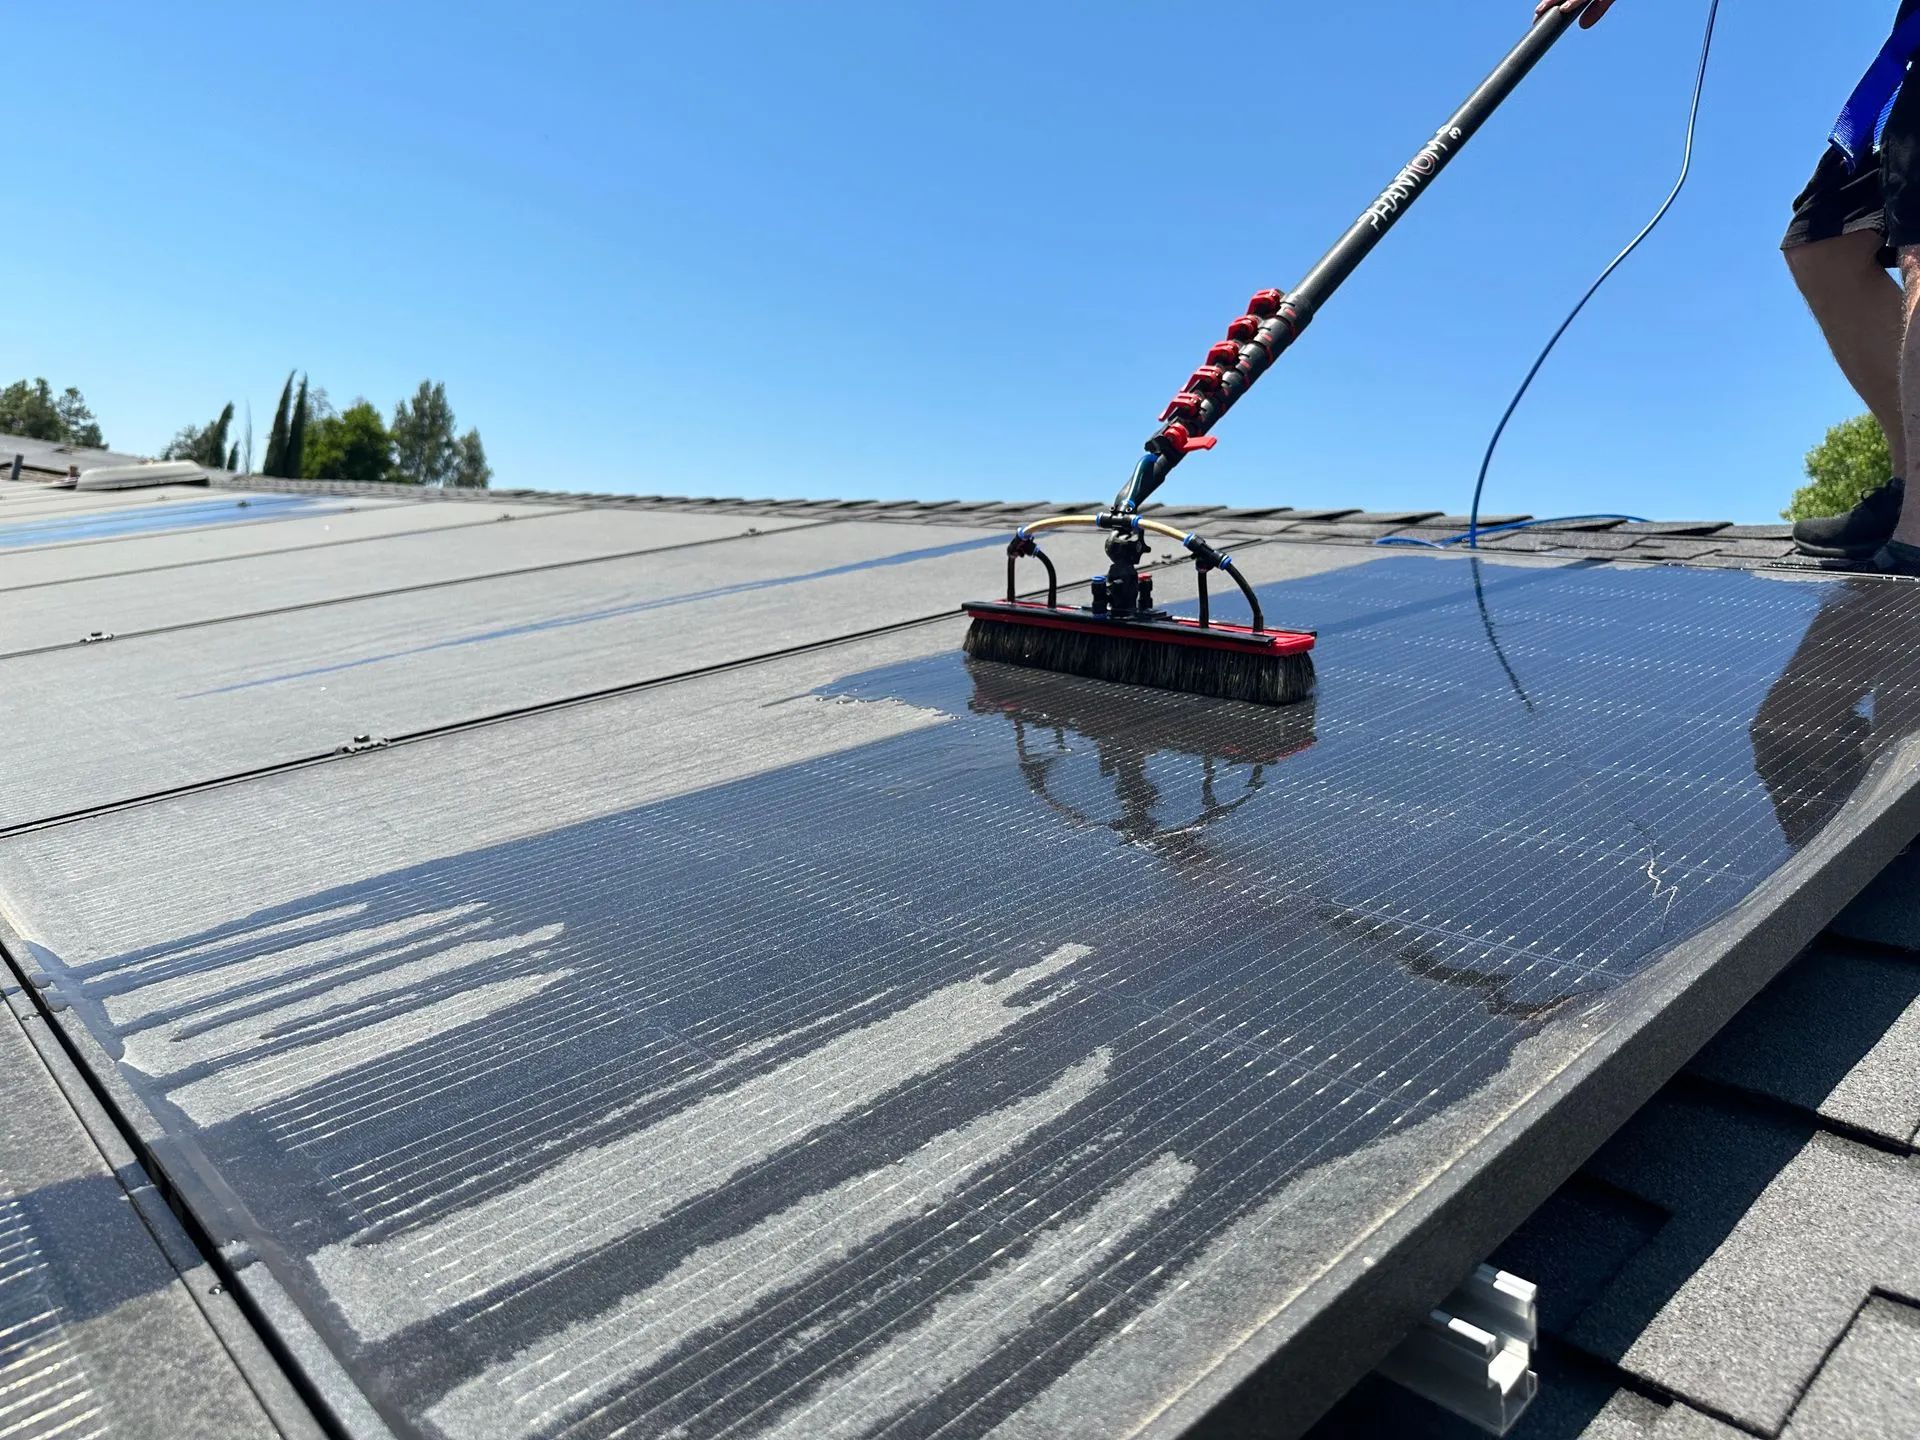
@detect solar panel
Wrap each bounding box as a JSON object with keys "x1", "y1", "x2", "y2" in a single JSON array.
[
  {"x1": 0, "y1": 510, "x2": 818, "y2": 658},
  {"x1": 0, "y1": 492, "x2": 348, "y2": 547},
  {"x1": 5, "y1": 554, "x2": 1918, "y2": 1439},
  {"x1": 0, "y1": 522, "x2": 1007, "y2": 828}
]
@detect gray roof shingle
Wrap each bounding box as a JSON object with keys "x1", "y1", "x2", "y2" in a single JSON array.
[{"x1": 1784, "y1": 1297, "x2": 1920, "y2": 1440}]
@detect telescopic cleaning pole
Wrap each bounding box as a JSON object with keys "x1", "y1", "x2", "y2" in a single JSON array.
[{"x1": 1115, "y1": 9, "x2": 1578, "y2": 514}]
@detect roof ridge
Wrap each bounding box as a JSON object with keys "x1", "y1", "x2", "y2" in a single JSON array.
[{"x1": 206, "y1": 477, "x2": 1803, "y2": 568}]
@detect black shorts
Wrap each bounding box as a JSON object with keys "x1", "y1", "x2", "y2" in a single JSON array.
[{"x1": 1784, "y1": 64, "x2": 1920, "y2": 264}]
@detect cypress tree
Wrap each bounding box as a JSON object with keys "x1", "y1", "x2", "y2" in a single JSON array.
[
  {"x1": 205, "y1": 403, "x2": 234, "y2": 468},
  {"x1": 226, "y1": 443, "x2": 239, "y2": 471},
  {"x1": 264, "y1": 371, "x2": 294, "y2": 476},
  {"x1": 285, "y1": 376, "x2": 310, "y2": 480}
]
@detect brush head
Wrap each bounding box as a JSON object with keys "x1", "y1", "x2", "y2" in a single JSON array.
[{"x1": 961, "y1": 600, "x2": 1316, "y2": 707}]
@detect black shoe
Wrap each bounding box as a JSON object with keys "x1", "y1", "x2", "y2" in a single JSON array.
[
  {"x1": 1870, "y1": 538, "x2": 1920, "y2": 576},
  {"x1": 1793, "y1": 475, "x2": 1905, "y2": 558}
]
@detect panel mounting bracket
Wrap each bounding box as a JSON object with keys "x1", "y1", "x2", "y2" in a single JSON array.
[{"x1": 1375, "y1": 1265, "x2": 1539, "y2": 1436}]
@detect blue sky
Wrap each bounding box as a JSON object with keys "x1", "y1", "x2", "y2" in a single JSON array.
[{"x1": 2, "y1": 3, "x2": 1897, "y2": 521}]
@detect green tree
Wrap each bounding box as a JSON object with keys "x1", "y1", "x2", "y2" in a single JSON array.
[
  {"x1": 162, "y1": 424, "x2": 200, "y2": 460},
  {"x1": 450, "y1": 428, "x2": 491, "y2": 489},
  {"x1": 0, "y1": 379, "x2": 63, "y2": 440},
  {"x1": 0, "y1": 378, "x2": 106, "y2": 447},
  {"x1": 302, "y1": 401, "x2": 394, "y2": 483},
  {"x1": 1783, "y1": 414, "x2": 1895, "y2": 521},
  {"x1": 263, "y1": 371, "x2": 295, "y2": 476},
  {"x1": 54, "y1": 388, "x2": 104, "y2": 447},
  {"x1": 284, "y1": 375, "x2": 310, "y2": 480},
  {"x1": 162, "y1": 402, "x2": 236, "y2": 468},
  {"x1": 390, "y1": 380, "x2": 457, "y2": 486}
]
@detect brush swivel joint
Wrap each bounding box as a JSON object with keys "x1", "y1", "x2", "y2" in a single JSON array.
[{"x1": 1100, "y1": 521, "x2": 1156, "y2": 619}]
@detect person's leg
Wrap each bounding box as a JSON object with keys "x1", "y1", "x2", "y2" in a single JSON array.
[
  {"x1": 1868, "y1": 67, "x2": 1920, "y2": 565},
  {"x1": 1787, "y1": 230, "x2": 1909, "y2": 479},
  {"x1": 1783, "y1": 142, "x2": 1908, "y2": 558},
  {"x1": 1891, "y1": 247, "x2": 1920, "y2": 547}
]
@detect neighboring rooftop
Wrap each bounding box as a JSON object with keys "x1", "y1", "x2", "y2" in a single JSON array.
[
  {"x1": 0, "y1": 451, "x2": 1914, "y2": 1440},
  {"x1": 1, "y1": 431, "x2": 227, "y2": 483}
]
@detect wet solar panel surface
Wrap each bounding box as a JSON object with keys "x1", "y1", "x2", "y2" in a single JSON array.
[{"x1": 13, "y1": 554, "x2": 1920, "y2": 1440}]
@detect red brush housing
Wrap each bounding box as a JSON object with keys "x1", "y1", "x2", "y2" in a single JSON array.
[{"x1": 960, "y1": 599, "x2": 1315, "y2": 659}]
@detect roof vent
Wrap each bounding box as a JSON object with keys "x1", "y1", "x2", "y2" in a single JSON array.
[{"x1": 74, "y1": 460, "x2": 209, "y2": 491}]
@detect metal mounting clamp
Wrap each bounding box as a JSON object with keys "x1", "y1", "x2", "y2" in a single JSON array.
[{"x1": 1375, "y1": 1265, "x2": 1539, "y2": 1436}]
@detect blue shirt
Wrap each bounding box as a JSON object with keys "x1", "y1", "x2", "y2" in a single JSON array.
[{"x1": 1833, "y1": 3, "x2": 1920, "y2": 168}]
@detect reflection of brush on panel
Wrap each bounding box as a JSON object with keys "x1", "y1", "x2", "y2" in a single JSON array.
[
  {"x1": 964, "y1": 659, "x2": 1315, "y2": 860},
  {"x1": 964, "y1": 11, "x2": 1589, "y2": 705}
]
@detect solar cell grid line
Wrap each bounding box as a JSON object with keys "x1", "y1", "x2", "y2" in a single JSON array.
[
  {"x1": 311, "y1": 952, "x2": 1113, "y2": 1351},
  {"x1": 0, "y1": 1188, "x2": 108, "y2": 1440},
  {"x1": 453, "y1": 1057, "x2": 1122, "y2": 1440},
  {"x1": 247, "y1": 917, "x2": 1075, "y2": 1221},
  {"x1": 650, "y1": 1067, "x2": 1416, "y2": 1440},
  {"x1": 10, "y1": 555, "x2": 1920, "y2": 1439},
  {"x1": 295, "y1": 867, "x2": 1021, "y2": 1175},
  {"x1": 521, "y1": 1042, "x2": 1312, "y2": 1440}
]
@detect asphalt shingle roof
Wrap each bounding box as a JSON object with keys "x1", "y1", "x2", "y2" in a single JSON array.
[{"x1": 1317, "y1": 881, "x2": 1920, "y2": 1440}]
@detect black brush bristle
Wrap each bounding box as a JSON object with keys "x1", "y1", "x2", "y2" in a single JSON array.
[{"x1": 963, "y1": 616, "x2": 1315, "y2": 707}]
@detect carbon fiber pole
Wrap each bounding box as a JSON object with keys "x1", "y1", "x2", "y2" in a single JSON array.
[{"x1": 1119, "y1": 9, "x2": 1579, "y2": 512}]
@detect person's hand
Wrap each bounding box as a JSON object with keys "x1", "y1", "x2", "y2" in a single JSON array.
[{"x1": 1534, "y1": 0, "x2": 1615, "y2": 27}]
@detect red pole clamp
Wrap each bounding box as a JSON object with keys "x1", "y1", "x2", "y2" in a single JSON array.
[
  {"x1": 1161, "y1": 423, "x2": 1218, "y2": 455},
  {"x1": 1138, "y1": 286, "x2": 1290, "y2": 477},
  {"x1": 1158, "y1": 391, "x2": 1205, "y2": 423}
]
